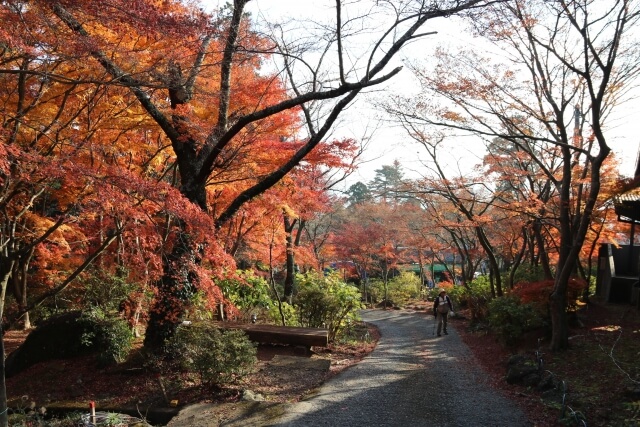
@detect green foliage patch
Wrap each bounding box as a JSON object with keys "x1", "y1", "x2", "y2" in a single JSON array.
[
  {"x1": 486, "y1": 295, "x2": 544, "y2": 346},
  {"x1": 167, "y1": 324, "x2": 257, "y2": 386},
  {"x1": 293, "y1": 271, "x2": 363, "y2": 341},
  {"x1": 79, "y1": 307, "x2": 134, "y2": 365},
  {"x1": 219, "y1": 271, "x2": 273, "y2": 322}
]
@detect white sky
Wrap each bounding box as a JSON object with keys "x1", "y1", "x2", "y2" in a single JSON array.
[{"x1": 202, "y1": 0, "x2": 640, "y2": 185}]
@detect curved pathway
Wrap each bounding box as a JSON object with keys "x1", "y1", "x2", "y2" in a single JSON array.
[{"x1": 273, "y1": 309, "x2": 532, "y2": 426}]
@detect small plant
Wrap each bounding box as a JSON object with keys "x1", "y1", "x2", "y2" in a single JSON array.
[
  {"x1": 266, "y1": 300, "x2": 297, "y2": 326},
  {"x1": 486, "y1": 295, "x2": 543, "y2": 346},
  {"x1": 336, "y1": 320, "x2": 372, "y2": 345},
  {"x1": 385, "y1": 272, "x2": 421, "y2": 307},
  {"x1": 454, "y1": 278, "x2": 493, "y2": 322},
  {"x1": 168, "y1": 324, "x2": 257, "y2": 386},
  {"x1": 293, "y1": 271, "x2": 363, "y2": 341},
  {"x1": 8, "y1": 397, "x2": 83, "y2": 426},
  {"x1": 79, "y1": 307, "x2": 134, "y2": 365},
  {"x1": 219, "y1": 271, "x2": 274, "y2": 322}
]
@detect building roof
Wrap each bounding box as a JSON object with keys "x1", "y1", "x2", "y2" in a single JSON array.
[{"x1": 614, "y1": 181, "x2": 640, "y2": 223}]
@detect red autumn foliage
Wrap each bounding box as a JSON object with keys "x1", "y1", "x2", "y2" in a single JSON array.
[{"x1": 511, "y1": 278, "x2": 587, "y2": 307}]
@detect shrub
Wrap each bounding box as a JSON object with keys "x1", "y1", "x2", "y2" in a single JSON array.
[
  {"x1": 508, "y1": 264, "x2": 550, "y2": 285},
  {"x1": 82, "y1": 267, "x2": 138, "y2": 312},
  {"x1": 79, "y1": 307, "x2": 134, "y2": 365},
  {"x1": 512, "y1": 278, "x2": 587, "y2": 312},
  {"x1": 366, "y1": 279, "x2": 385, "y2": 305},
  {"x1": 293, "y1": 271, "x2": 363, "y2": 341},
  {"x1": 267, "y1": 300, "x2": 298, "y2": 326},
  {"x1": 168, "y1": 324, "x2": 257, "y2": 386},
  {"x1": 457, "y1": 277, "x2": 493, "y2": 322},
  {"x1": 219, "y1": 271, "x2": 273, "y2": 322},
  {"x1": 486, "y1": 295, "x2": 544, "y2": 346},
  {"x1": 386, "y1": 272, "x2": 421, "y2": 307},
  {"x1": 183, "y1": 291, "x2": 216, "y2": 321}
]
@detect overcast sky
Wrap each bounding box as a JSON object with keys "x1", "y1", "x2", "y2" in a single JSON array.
[{"x1": 202, "y1": 0, "x2": 640, "y2": 185}]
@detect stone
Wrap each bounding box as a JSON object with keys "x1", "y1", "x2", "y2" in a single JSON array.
[
  {"x1": 242, "y1": 390, "x2": 265, "y2": 402},
  {"x1": 5, "y1": 311, "x2": 98, "y2": 377},
  {"x1": 506, "y1": 361, "x2": 538, "y2": 384}
]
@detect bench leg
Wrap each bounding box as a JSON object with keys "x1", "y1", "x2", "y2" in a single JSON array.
[{"x1": 293, "y1": 345, "x2": 312, "y2": 356}]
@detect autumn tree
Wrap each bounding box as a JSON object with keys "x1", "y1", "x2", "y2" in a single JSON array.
[
  {"x1": 41, "y1": 0, "x2": 501, "y2": 349},
  {"x1": 331, "y1": 200, "x2": 407, "y2": 303},
  {"x1": 401, "y1": 135, "x2": 506, "y2": 295},
  {"x1": 388, "y1": 0, "x2": 640, "y2": 350},
  {"x1": 0, "y1": 3, "x2": 226, "y2": 422}
]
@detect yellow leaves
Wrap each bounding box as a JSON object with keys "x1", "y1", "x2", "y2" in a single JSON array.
[
  {"x1": 281, "y1": 203, "x2": 298, "y2": 220},
  {"x1": 21, "y1": 212, "x2": 86, "y2": 250}
]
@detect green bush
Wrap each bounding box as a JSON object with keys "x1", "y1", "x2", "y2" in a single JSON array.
[
  {"x1": 486, "y1": 295, "x2": 543, "y2": 346},
  {"x1": 267, "y1": 300, "x2": 298, "y2": 326},
  {"x1": 168, "y1": 324, "x2": 257, "y2": 386},
  {"x1": 456, "y1": 278, "x2": 493, "y2": 322},
  {"x1": 79, "y1": 307, "x2": 134, "y2": 365},
  {"x1": 82, "y1": 267, "x2": 138, "y2": 312},
  {"x1": 508, "y1": 264, "x2": 550, "y2": 285},
  {"x1": 182, "y1": 291, "x2": 216, "y2": 321},
  {"x1": 293, "y1": 271, "x2": 363, "y2": 341},
  {"x1": 366, "y1": 279, "x2": 385, "y2": 305},
  {"x1": 386, "y1": 272, "x2": 421, "y2": 307},
  {"x1": 219, "y1": 271, "x2": 273, "y2": 322}
]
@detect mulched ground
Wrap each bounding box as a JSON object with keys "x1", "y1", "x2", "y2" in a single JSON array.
[
  {"x1": 4, "y1": 322, "x2": 381, "y2": 412},
  {"x1": 5, "y1": 300, "x2": 639, "y2": 427},
  {"x1": 452, "y1": 299, "x2": 640, "y2": 427}
]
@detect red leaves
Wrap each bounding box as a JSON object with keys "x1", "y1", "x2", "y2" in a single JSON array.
[{"x1": 512, "y1": 278, "x2": 587, "y2": 306}]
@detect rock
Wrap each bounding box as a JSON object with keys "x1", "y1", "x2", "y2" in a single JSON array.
[
  {"x1": 541, "y1": 386, "x2": 564, "y2": 405},
  {"x1": 522, "y1": 372, "x2": 542, "y2": 387},
  {"x1": 242, "y1": 390, "x2": 265, "y2": 402},
  {"x1": 506, "y1": 361, "x2": 538, "y2": 384},
  {"x1": 625, "y1": 385, "x2": 640, "y2": 398},
  {"x1": 536, "y1": 371, "x2": 558, "y2": 392},
  {"x1": 507, "y1": 354, "x2": 529, "y2": 367},
  {"x1": 5, "y1": 311, "x2": 98, "y2": 377}
]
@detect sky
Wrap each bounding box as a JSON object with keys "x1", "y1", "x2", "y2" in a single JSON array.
[{"x1": 202, "y1": 0, "x2": 640, "y2": 185}]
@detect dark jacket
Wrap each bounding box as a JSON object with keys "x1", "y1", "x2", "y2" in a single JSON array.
[{"x1": 433, "y1": 294, "x2": 453, "y2": 316}]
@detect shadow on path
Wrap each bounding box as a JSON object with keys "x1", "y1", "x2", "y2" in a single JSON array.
[{"x1": 272, "y1": 309, "x2": 532, "y2": 427}]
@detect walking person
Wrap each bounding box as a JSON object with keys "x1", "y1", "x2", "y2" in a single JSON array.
[{"x1": 433, "y1": 289, "x2": 454, "y2": 336}]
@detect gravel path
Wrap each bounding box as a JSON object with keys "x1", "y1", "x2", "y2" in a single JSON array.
[{"x1": 273, "y1": 309, "x2": 532, "y2": 427}]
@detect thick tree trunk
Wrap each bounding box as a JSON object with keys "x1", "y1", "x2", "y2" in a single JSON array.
[
  {"x1": 144, "y1": 229, "x2": 198, "y2": 349},
  {"x1": 549, "y1": 284, "x2": 569, "y2": 350}
]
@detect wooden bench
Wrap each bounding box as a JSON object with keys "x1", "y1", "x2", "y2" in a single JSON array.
[{"x1": 215, "y1": 322, "x2": 329, "y2": 354}]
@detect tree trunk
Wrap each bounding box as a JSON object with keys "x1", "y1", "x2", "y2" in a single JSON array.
[
  {"x1": 508, "y1": 226, "x2": 528, "y2": 289},
  {"x1": 144, "y1": 228, "x2": 198, "y2": 349},
  {"x1": 0, "y1": 270, "x2": 11, "y2": 427},
  {"x1": 476, "y1": 226, "x2": 503, "y2": 296},
  {"x1": 533, "y1": 219, "x2": 553, "y2": 280},
  {"x1": 0, "y1": 323, "x2": 7, "y2": 427},
  {"x1": 283, "y1": 214, "x2": 297, "y2": 301},
  {"x1": 549, "y1": 286, "x2": 569, "y2": 350}
]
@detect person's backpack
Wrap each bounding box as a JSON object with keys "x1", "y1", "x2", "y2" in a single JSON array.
[{"x1": 436, "y1": 297, "x2": 450, "y2": 314}]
